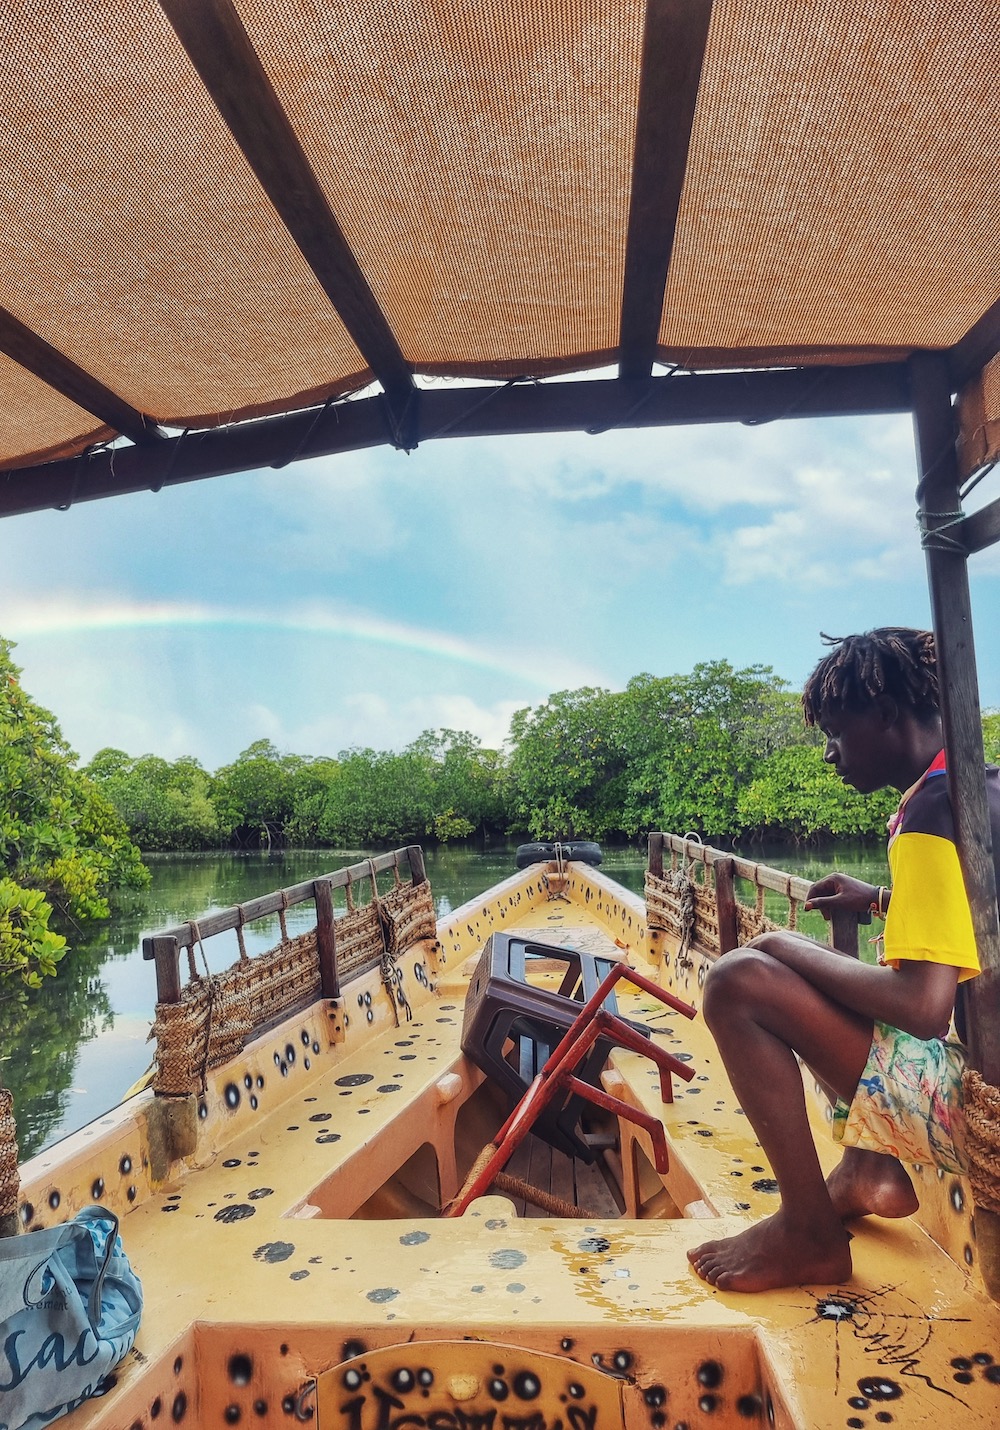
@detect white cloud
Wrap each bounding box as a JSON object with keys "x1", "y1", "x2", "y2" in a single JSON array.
[
  {"x1": 716, "y1": 459, "x2": 921, "y2": 587},
  {"x1": 291, "y1": 692, "x2": 523, "y2": 755}
]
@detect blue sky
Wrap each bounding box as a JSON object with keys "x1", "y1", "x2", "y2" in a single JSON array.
[{"x1": 1, "y1": 400, "x2": 998, "y2": 771}]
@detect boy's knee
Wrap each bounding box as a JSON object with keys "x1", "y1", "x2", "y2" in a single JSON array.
[
  {"x1": 747, "y1": 931, "x2": 782, "y2": 955},
  {"x1": 702, "y1": 946, "x2": 772, "y2": 1025}
]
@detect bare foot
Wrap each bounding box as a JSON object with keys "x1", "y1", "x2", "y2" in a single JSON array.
[
  {"x1": 687, "y1": 1210, "x2": 852, "y2": 1293},
  {"x1": 826, "y1": 1148, "x2": 918, "y2": 1221}
]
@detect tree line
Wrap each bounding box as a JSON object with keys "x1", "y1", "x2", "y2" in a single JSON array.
[
  {"x1": 76, "y1": 664, "x2": 1000, "y2": 851},
  {"x1": 4, "y1": 632, "x2": 999, "y2": 987}
]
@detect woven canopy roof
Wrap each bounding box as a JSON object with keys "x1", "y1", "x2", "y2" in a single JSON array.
[{"x1": 0, "y1": 0, "x2": 997, "y2": 516}]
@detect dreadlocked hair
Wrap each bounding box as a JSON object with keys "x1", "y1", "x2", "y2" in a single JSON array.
[{"x1": 802, "y1": 628, "x2": 939, "y2": 726}]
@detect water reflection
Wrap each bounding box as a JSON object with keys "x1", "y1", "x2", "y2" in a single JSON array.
[{"x1": 1, "y1": 840, "x2": 885, "y2": 1160}]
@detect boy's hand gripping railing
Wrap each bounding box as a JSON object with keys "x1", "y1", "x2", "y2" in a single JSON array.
[{"x1": 444, "y1": 963, "x2": 697, "y2": 1217}]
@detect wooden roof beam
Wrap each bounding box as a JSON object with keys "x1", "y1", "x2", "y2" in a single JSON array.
[
  {"x1": 951, "y1": 496, "x2": 1000, "y2": 556},
  {"x1": 158, "y1": 0, "x2": 416, "y2": 437},
  {"x1": 618, "y1": 0, "x2": 713, "y2": 381},
  {"x1": 0, "y1": 306, "x2": 163, "y2": 446},
  {"x1": 950, "y1": 295, "x2": 1000, "y2": 391},
  {"x1": 0, "y1": 363, "x2": 910, "y2": 519}
]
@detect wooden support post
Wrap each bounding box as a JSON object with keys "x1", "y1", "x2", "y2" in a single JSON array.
[
  {"x1": 407, "y1": 843, "x2": 427, "y2": 885},
  {"x1": 145, "y1": 934, "x2": 183, "y2": 1004},
  {"x1": 645, "y1": 833, "x2": 667, "y2": 966},
  {"x1": 911, "y1": 351, "x2": 1000, "y2": 1299},
  {"x1": 911, "y1": 352, "x2": 1000, "y2": 1073},
  {"x1": 830, "y1": 911, "x2": 861, "y2": 959},
  {"x1": 714, "y1": 857, "x2": 740, "y2": 953},
  {"x1": 314, "y1": 877, "x2": 339, "y2": 1000}
]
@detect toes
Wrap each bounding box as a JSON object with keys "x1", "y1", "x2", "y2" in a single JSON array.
[
  {"x1": 687, "y1": 1240, "x2": 721, "y2": 1265},
  {"x1": 688, "y1": 1248, "x2": 724, "y2": 1284}
]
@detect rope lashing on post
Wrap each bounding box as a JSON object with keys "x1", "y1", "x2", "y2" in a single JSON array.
[
  {"x1": 962, "y1": 1069, "x2": 1000, "y2": 1215},
  {"x1": 787, "y1": 881, "x2": 800, "y2": 931},
  {"x1": 665, "y1": 866, "x2": 696, "y2": 968},
  {"x1": 644, "y1": 837, "x2": 699, "y2": 964},
  {"x1": 917, "y1": 507, "x2": 969, "y2": 555},
  {"x1": 369, "y1": 859, "x2": 412, "y2": 1026},
  {"x1": 743, "y1": 881, "x2": 771, "y2": 940}
]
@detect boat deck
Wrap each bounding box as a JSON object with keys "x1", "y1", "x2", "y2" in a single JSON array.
[{"x1": 19, "y1": 864, "x2": 1000, "y2": 1430}]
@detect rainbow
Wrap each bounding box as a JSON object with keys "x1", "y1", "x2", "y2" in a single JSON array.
[{"x1": 1, "y1": 598, "x2": 603, "y2": 691}]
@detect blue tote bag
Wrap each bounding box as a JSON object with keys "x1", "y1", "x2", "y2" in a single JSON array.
[{"x1": 0, "y1": 1205, "x2": 142, "y2": 1430}]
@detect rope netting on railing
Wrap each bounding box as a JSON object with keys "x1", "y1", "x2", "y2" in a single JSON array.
[
  {"x1": 645, "y1": 833, "x2": 813, "y2": 961},
  {"x1": 151, "y1": 926, "x2": 323, "y2": 1096},
  {"x1": 735, "y1": 882, "x2": 797, "y2": 944},
  {"x1": 645, "y1": 845, "x2": 719, "y2": 957},
  {"x1": 0, "y1": 1084, "x2": 19, "y2": 1231},
  {"x1": 149, "y1": 849, "x2": 436, "y2": 1096}
]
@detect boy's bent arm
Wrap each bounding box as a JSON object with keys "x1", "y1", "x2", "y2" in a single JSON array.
[
  {"x1": 748, "y1": 931, "x2": 959, "y2": 1041},
  {"x1": 805, "y1": 872, "x2": 885, "y2": 919}
]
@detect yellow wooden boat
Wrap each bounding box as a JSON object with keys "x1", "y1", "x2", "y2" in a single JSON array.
[
  {"x1": 5, "y1": 837, "x2": 1000, "y2": 1429},
  {"x1": 1, "y1": 3, "x2": 1000, "y2": 1427}
]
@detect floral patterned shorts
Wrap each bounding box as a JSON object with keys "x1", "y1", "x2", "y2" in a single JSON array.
[{"x1": 832, "y1": 1020, "x2": 968, "y2": 1174}]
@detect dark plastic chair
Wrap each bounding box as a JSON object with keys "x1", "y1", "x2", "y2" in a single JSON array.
[{"x1": 461, "y1": 932, "x2": 649, "y2": 1160}]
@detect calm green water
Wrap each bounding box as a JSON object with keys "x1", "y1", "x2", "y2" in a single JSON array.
[{"x1": 1, "y1": 839, "x2": 889, "y2": 1160}]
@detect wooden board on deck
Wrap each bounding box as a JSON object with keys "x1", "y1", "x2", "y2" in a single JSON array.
[{"x1": 501, "y1": 1132, "x2": 620, "y2": 1218}]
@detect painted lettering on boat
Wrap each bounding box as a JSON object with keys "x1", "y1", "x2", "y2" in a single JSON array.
[{"x1": 339, "y1": 1385, "x2": 599, "y2": 1430}]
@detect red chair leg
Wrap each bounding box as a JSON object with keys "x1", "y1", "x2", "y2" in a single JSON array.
[{"x1": 446, "y1": 960, "x2": 697, "y2": 1217}]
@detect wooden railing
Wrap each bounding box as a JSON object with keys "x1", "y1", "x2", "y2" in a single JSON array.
[
  {"x1": 647, "y1": 832, "x2": 870, "y2": 957},
  {"x1": 142, "y1": 844, "x2": 427, "y2": 1004}
]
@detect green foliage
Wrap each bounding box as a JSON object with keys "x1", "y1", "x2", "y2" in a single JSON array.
[
  {"x1": 43, "y1": 653, "x2": 1000, "y2": 872},
  {"x1": 210, "y1": 740, "x2": 305, "y2": 847},
  {"x1": 285, "y1": 757, "x2": 341, "y2": 845},
  {"x1": 317, "y1": 747, "x2": 436, "y2": 846},
  {"x1": 503, "y1": 663, "x2": 812, "y2": 842},
  {"x1": 618, "y1": 663, "x2": 805, "y2": 840},
  {"x1": 736, "y1": 743, "x2": 894, "y2": 840},
  {"x1": 0, "y1": 879, "x2": 65, "y2": 986},
  {"x1": 504, "y1": 688, "x2": 629, "y2": 839},
  {"x1": 430, "y1": 810, "x2": 476, "y2": 842},
  {"x1": 85, "y1": 749, "x2": 223, "y2": 851},
  {"x1": 406, "y1": 729, "x2": 505, "y2": 838},
  {"x1": 0, "y1": 637, "x2": 148, "y2": 987}
]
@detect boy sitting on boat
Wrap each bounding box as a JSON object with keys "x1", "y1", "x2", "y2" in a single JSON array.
[{"x1": 687, "y1": 627, "x2": 1000, "y2": 1293}]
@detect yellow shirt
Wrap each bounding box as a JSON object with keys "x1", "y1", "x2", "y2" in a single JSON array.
[{"x1": 885, "y1": 825, "x2": 980, "y2": 981}]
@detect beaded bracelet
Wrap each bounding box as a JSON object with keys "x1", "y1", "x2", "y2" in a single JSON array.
[{"x1": 868, "y1": 885, "x2": 888, "y2": 918}]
